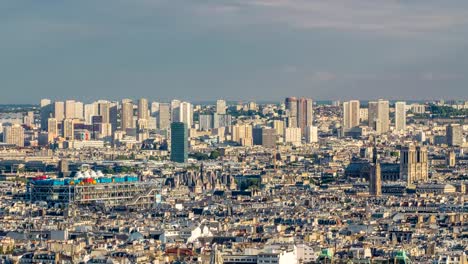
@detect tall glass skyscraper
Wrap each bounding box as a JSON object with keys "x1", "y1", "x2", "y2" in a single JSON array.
[{"x1": 171, "y1": 122, "x2": 188, "y2": 163}]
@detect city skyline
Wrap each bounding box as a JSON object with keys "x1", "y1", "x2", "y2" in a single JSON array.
[{"x1": 1, "y1": 0, "x2": 468, "y2": 103}]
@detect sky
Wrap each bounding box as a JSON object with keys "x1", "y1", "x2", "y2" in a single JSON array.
[{"x1": 1, "y1": 0, "x2": 468, "y2": 104}]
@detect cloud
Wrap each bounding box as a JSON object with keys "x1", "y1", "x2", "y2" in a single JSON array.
[{"x1": 196, "y1": 0, "x2": 468, "y2": 36}]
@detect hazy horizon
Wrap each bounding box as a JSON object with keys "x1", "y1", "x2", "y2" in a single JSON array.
[{"x1": 1, "y1": 0, "x2": 468, "y2": 103}]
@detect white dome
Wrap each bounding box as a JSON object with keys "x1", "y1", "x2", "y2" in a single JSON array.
[{"x1": 90, "y1": 170, "x2": 97, "y2": 177}]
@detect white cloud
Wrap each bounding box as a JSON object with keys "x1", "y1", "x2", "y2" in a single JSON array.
[{"x1": 198, "y1": 0, "x2": 468, "y2": 36}]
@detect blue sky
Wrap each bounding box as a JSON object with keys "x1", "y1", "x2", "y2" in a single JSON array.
[{"x1": 1, "y1": 0, "x2": 468, "y2": 103}]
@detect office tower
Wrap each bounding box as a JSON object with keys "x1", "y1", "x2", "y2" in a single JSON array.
[
  {"x1": 199, "y1": 114, "x2": 213, "y2": 131},
  {"x1": 343, "y1": 100, "x2": 360, "y2": 130},
  {"x1": 62, "y1": 119, "x2": 75, "y2": 140},
  {"x1": 138, "y1": 98, "x2": 149, "y2": 120},
  {"x1": 395, "y1": 101, "x2": 406, "y2": 132},
  {"x1": 97, "y1": 101, "x2": 110, "y2": 124},
  {"x1": 151, "y1": 102, "x2": 160, "y2": 116},
  {"x1": 47, "y1": 118, "x2": 58, "y2": 139},
  {"x1": 284, "y1": 127, "x2": 302, "y2": 145},
  {"x1": 369, "y1": 147, "x2": 382, "y2": 196},
  {"x1": 272, "y1": 120, "x2": 285, "y2": 136},
  {"x1": 74, "y1": 101, "x2": 84, "y2": 119},
  {"x1": 252, "y1": 127, "x2": 263, "y2": 145},
  {"x1": 121, "y1": 99, "x2": 135, "y2": 130},
  {"x1": 285, "y1": 97, "x2": 298, "y2": 127},
  {"x1": 40, "y1": 99, "x2": 53, "y2": 131},
  {"x1": 446, "y1": 124, "x2": 463, "y2": 147},
  {"x1": 23, "y1": 111, "x2": 34, "y2": 127},
  {"x1": 65, "y1": 100, "x2": 76, "y2": 119},
  {"x1": 232, "y1": 124, "x2": 253, "y2": 146},
  {"x1": 2, "y1": 124, "x2": 24, "y2": 147},
  {"x1": 261, "y1": 127, "x2": 277, "y2": 148},
  {"x1": 109, "y1": 103, "x2": 119, "y2": 132},
  {"x1": 297, "y1": 98, "x2": 313, "y2": 133},
  {"x1": 368, "y1": 101, "x2": 378, "y2": 128},
  {"x1": 368, "y1": 99, "x2": 389, "y2": 134},
  {"x1": 170, "y1": 122, "x2": 188, "y2": 163},
  {"x1": 54, "y1": 101, "x2": 65, "y2": 121},
  {"x1": 359, "y1": 108, "x2": 368, "y2": 123},
  {"x1": 446, "y1": 150, "x2": 456, "y2": 167},
  {"x1": 400, "y1": 145, "x2": 428, "y2": 184},
  {"x1": 171, "y1": 100, "x2": 181, "y2": 122},
  {"x1": 158, "y1": 103, "x2": 171, "y2": 130},
  {"x1": 40, "y1": 98, "x2": 51, "y2": 108},
  {"x1": 84, "y1": 103, "x2": 97, "y2": 125},
  {"x1": 179, "y1": 102, "x2": 193, "y2": 128},
  {"x1": 216, "y1": 99, "x2": 227, "y2": 114},
  {"x1": 213, "y1": 114, "x2": 232, "y2": 128},
  {"x1": 305, "y1": 125, "x2": 318, "y2": 143}
]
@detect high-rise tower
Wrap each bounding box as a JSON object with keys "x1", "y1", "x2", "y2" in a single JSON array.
[{"x1": 171, "y1": 122, "x2": 188, "y2": 163}]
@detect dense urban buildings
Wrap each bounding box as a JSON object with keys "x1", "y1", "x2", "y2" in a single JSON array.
[{"x1": 0, "y1": 97, "x2": 466, "y2": 263}]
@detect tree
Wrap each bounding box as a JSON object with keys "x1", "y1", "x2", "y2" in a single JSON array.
[{"x1": 209, "y1": 150, "x2": 221, "y2": 160}]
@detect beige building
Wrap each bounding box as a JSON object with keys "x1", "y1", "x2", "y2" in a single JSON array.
[
  {"x1": 138, "y1": 98, "x2": 149, "y2": 120},
  {"x1": 121, "y1": 99, "x2": 135, "y2": 130},
  {"x1": 395, "y1": 101, "x2": 406, "y2": 132},
  {"x1": 368, "y1": 99, "x2": 389, "y2": 134},
  {"x1": 284, "y1": 127, "x2": 302, "y2": 145},
  {"x1": 232, "y1": 124, "x2": 253, "y2": 146},
  {"x1": 62, "y1": 119, "x2": 75, "y2": 141},
  {"x1": 343, "y1": 100, "x2": 360, "y2": 130},
  {"x1": 2, "y1": 124, "x2": 24, "y2": 147}
]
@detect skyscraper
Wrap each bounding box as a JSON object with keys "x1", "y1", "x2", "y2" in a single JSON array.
[
  {"x1": 368, "y1": 99, "x2": 389, "y2": 134},
  {"x1": 151, "y1": 102, "x2": 160, "y2": 116},
  {"x1": 199, "y1": 114, "x2": 213, "y2": 131},
  {"x1": 179, "y1": 102, "x2": 193, "y2": 128},
  {"x1": 446, "y1": 124, "x2": 463, "y2": 147},
  {"x1": 261, "y1": 128, "x2": 277, "y2": 148},
  {"x1": 97, "y1": 100, "x2": 110, "y2": 124},
  {"x1": 158, "y1": 103, "x2": 171, "y2": 130},
  {"x1": 40, "y1": 98, "x2": 51, "y2": 108},
  {"x1": 54, "y1": 101, "x2": 65, "y2": 121},
  {"x1": 47, "y1": 118, "x2": 58, "y2": 139},
  {"x1": 2, "y1": 124, "x2": 24, "y2": 147},
  {"x1": 65, "y1": 100, "x2": 76, "y2": 119},
  {"x1": 63, "y1": 119, "x2": 75, "y2": 140},
  {"x1": 138, "y1": 98, "x2": 149, "y2": 121},
  {"x1": 297, "y1": 98, "x2": 313, "y2": 133},
  {"x1": 40, "y1": 99, "x2": 52, "y2": 131},
  {"x1": 171, "y1": 100, "x2": 181, "y2": 123},
  {"x1": 121, "y1": 99, "x2": 135, "y2": 130},
  {"x1": 343, "y1": 100, "x2": 360, "y2": 130},
  {"x1": 171, "y1": 122, "x2": 188, "y2": 163},
  {"x1": 284, "y1": 127, "x2": 302, "y2": 145},
  {"x1": 285, "y1": 97, "x2": 298, "y2": 128},
  {"x1": 400, "y1": 145, "x2": 428, "y2": 185},
  {"x1": 271, "y1": 120, "x2": 285, "y2": 136},
  {"x1": 395, "y1": 101, "x2": 406, "y2": 132},
  {"x1": 232, "y1": 124, "x2": 253, "y2": 146},
  {"x1": 74, "y1": 101, "x2": 84, "y2": 119},
  {"x1": 84, "y1": 103, "x2": 97, "y2": 125},
  {"x1": 305, "y1": 125, "x2": 318, "y2": 143},
  {"x1": 216, "y1": 99, "x2": 227, "y2": 114}
]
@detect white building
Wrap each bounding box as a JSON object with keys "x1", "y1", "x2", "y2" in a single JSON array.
[
  {"x1": 284, "y1": 127, "x2": 302, "y2": 145},
  {"x1": 305, "y1": 125, "x2": 318, "y2": 143},
  {"x1": 395, "y1": 101, "x2": 406, "y2": 132}
]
